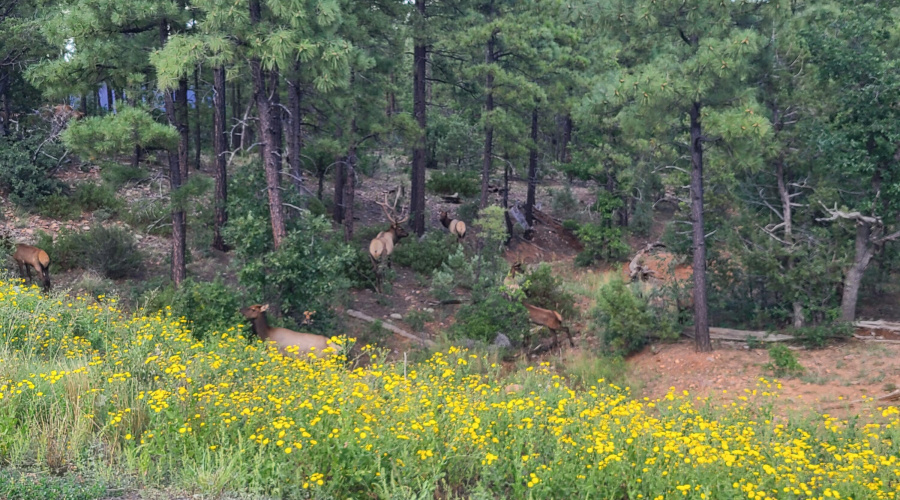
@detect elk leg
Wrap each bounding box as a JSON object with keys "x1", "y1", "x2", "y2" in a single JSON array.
[
  {"x1": 563, "y1": 326, "x2": 574, "y2": 347},
  {"x1": 15, "y1": 261, "x2": 26, "y2": 282},
  {"x1": 24, "y1": 264, "x2": 33, "y2": 284}
]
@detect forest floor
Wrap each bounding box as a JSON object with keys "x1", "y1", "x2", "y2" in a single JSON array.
[{"x1": 3, "y1": 158, "x2": 900, "y2": 422}]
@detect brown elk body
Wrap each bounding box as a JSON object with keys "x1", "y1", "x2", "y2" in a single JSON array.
[
  {"x1": 439, "y1": 211, "x2": 466, "y2": 241},
  {"x1": 523, "y1": 302, "x2": 574, "y2": 349},
  {"x1": 12, "y1": 244, "x2": 51, "y2": 293},
  {"x1": 369, "y1": 190, "x2": 409, "y2": 293},
  {"x1": 240, "y1": 304, "x2": 337, "y2": 358}
]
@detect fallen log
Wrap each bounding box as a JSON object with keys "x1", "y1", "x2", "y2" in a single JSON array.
[
  {"x1": 346, "y1": 309, "x2": 437, "y2": 348},
  {"x1": 441, "y1": 192, "x2": 461, "y2": 204},
  {"x1": 853, "y1": 320, "x2": 900, "y2": 333},
  {"x1": 683, "y1": 327, "x2": 795, "y2": 343}
]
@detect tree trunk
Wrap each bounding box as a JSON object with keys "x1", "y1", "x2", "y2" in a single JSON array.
[
  {"x1": 250, "y1": 0, "x2": 286, "y2": 250},
  {"x1": 212, "y1": 65, "x2": 229, "y2": 252},
  {"x1": 343, "y1": 153, "x2": 356, "y2": 242},
  {"x1": 231, "y1": 81, "x2": 241, "y2": 149},
  {"x1": 525, "y1": 107, "x2": 538, "y2": 226},
  {"x1": 503, "y1": 160, "x2": 513, "y2": 240},
  {"x1": 841, "y1": 223, "x2": 875, "y2": 322},
  {"x1": 161, "y1": 19, "x2": 186, "y2": 286},
  {"x1": 333, "y1": 155, "x2": 345, "y2": 224},
  {"x1": 287, "y1": 62, "x2": 305, "y2": 195},
  {"x1": 105, "y1": 83, "x2": 114, "y2": 113},
  {"x1": 269, "y1": 69, "x2": 283, "y2": 186},
  {"x1": 177, "y1": 77, "x2": 190, "y2": 181},
  {"x1": 775, "y1": 154, "x2": 804, "y2": 328},
  {"x1": 386, "y1": 72, "x2": 396, "y2": 117},
  {"x1": 0, "y1": 71, "x2": 8, "y2": 136},
  {"x1": 79, "y1": 93, "x2": 87, "y2": 116},
  {"x1": 560, "y1": 114, "x2": 572, "y2": 163},
  {"x1": 194, "y1": 66, "x2": 201, "y2": 170},
  {"x1": 410, "y1": 6, "x2": 427, "y2": 236},
  {"x1": 480, "y1": 30, "x2": 495, "y2": 209},
  {"x1": 689, "y1": 101, "x2": 710, "y2": 352}
]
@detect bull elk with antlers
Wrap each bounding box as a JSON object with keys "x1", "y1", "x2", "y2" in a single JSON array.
[{"x1": 369, "y1": 189, "x2": 409, "y2": 293}]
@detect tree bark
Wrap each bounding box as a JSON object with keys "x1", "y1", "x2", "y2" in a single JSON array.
[
  {"x1": 105, "y1": 83, "x2": 114, "y2": 113},
  {"x1": 841, "y1": 223, "x2": 875, "y2": 322},
  {"x1": 344, "y1": 152, "x2": 356, "y2": 242},
  {"x1": 689, "y1": 101, "x2": 710, "y2": 352},
  {"x1": 269, "y1": 69, "x2": 283, "y2": 186},
  {"x1": 231, "y1": 81, "x2": 241, "y2": 149},
  {"x1": 0, "y1": 71, "x2": 8, "y2": 136},
  {"x1": 194, "y1": 66, "x2": 201, "y2": 170},
  {"x1": 160, "y1": 19, "x2": 186, "y2": 286},
  {"x1": 525, "y1": 107, "x2": 538, "y2": 226},
  {"x1": 287, "y1": 62, "x2": 304, "y2": 195},
  {"x1": 212, "y1": 65, "x2": 229, "y2": 252},
  {"x1": 333, "y1": 155, "x2": 345, "y2": 224},
  {"x1": 177, "y1": 77, "x2": 190, "y2": 181},
  {"x1": 410, "y1": 4, "x2": 427, "y2": 236},
  {"x1": 249, "y1": 0, "x2": 286, "y2": 249},
  {"x1": 503, "y1": 160, "x2": 513, "y2": 240},
  {"x1": 775, "y1": 153, "x2": 804, "y2": 328},
  {"x1": 480, "y1": 29, "x2": 495, "y2": 209},
  {"x1": 561, "y1": 114, "x2": 572, "y2": 163}
]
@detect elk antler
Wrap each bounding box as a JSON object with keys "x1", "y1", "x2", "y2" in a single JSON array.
[{"x1": 376, "y1": 187, "x2": 409, "y2": 225}]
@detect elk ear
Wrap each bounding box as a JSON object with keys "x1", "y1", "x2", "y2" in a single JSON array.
[{"x1": 259, "y1": 304, "x2": 269, "y2": 312}]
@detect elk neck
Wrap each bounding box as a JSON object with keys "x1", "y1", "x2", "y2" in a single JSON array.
[
  {"x1": 251, "y1": 312, "x2": 271, "y2": 341},
  {"x1": 440, "y1": 214, "x2": 451, "y2": 228}
]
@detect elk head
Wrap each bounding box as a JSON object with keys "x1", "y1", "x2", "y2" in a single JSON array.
[{"x1": 375, "y1": 188, "x2": 410, "y2": 242}]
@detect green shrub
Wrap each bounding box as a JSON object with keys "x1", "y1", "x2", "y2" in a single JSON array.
[
  {"x1": 426, "y1": 170, "x2": 480, "y2": 198},
  {"x1": 457, "y1": 200, "x2": 480, "y2": 224},
  {"x1": 225, "y1": 214, "x2": 354, "y2": 334},
  {"x1": 100, "y1": 162, "x2": 149, "y2": 188},
  {"x1": 35, "y1": 194, "x2": 81, "y2": 220},
  {"x1": 120, "y1": 199, "x2": 171, "y2": 236},
  {"x1": 392, "y1": 231, "x2": 456, "y2": 275},
  {"x1": 45, "y1": 226, "x2": 144, "y2": 279},
  {"x1": 562, "y1": 219, "x2": 580, "y2": 232},
  {"x1": 430, "y1": 246, "x2": 477, "y2": 300},
  {"x1": 0, "y1": 470, "x2": 107, "y2": 500},
  {"x1": 591, "y1": 279, "x2": 675, "y2": 356},
  {"x1": 451, "y1": 288, "x2": 530, "y2": 344},
  {"x1": 405, "y1": 309, "x2": 433, "y2": 331},
  {"x1": 0, "y1": 135, "x2": 65, "y2": 208},
  {"x1": 550, "y1": 185, "x2": 579, "y2": 215},
  {"x1": 145, "y1": 278, "x2": 244, "y2": 339},
  {"x1": 792, "y1": 323, "x2": 854, "y2": 349},
  {"x1": 575, "y1": 222, "x2": 629, "y2": 266},
  {"x1": 521, "y1": 263, "x2": 577, "y2": 319},
  {"x1": 765, "y1": 344, "x2": 804, "y2": 377},
  {"x1": 72, "y1": 182, "x2": 121, "y2": 212}
]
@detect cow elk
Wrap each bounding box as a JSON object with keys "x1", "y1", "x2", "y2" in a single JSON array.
[
  {"x1": 439, "y1": 211, "x2": 467, "y2": 241},
  {"x1": 240, "y1": 304, "x2": 338, "y2": 358},
  {"x1": 12, "y1": 244, "x2": 51, "y2": 293},
  {"x1": 369, "y1": 189, "x2": 409, "y2": 293},
  {"x1": 523, "y1": 302, "x2": 574, "y2": 350}
]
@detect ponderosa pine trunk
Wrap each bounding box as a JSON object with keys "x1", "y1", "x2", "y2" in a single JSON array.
[
  {"x1": 269, "y1": 69, "x2": 283, "y2": 186},
  {"x1": 249, "y1": 0, "x2": 286, "y2": 249},
  {"x1": 160, "y1": 19, "x2": 186, "y2": 286},
  {"x1": 287, "y1": 62, "x2": 304, "y2": 195},
  {"x1": 212, "y1": 65, "x2": 229, "y2": 252},
  {"x1": 333, "y1": 154, "x2": 345, "y2": 224},
  {"x1": 231, "y1": 82, "x2": 241, "y2": 149},
  {"x1": 689, "y1": 101, "x2": 711, "y2": 352},
  {"x1": 525, "y1": 107, "x2": 538, "y2": 226},
  {"x1": 177, "y1": 77, "x2": 190, "y2": 181},
  {"x1": 0, "y1": 71, "x2": 9, "y2": 136},
  {"x1": 194, "y1": 67, "x2": 201, "y2": 170},
  {"x1": 480, "y1": 30, "x2": 495, "y2": 209},
  {"x1": 410, "y1": 3, "x2": 427, "y2": 236},
  {"x1": 105, "y1": 83, "x2": 114, "y2": 113}
]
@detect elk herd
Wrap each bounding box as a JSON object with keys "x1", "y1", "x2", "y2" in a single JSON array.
[{"x1": 1, "y1": 186, "x2": 574, "y2": 361}]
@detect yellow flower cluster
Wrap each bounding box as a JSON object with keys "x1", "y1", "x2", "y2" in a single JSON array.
[{"x1": 0, "y1": 278, "x2": 899, "y2": 498}]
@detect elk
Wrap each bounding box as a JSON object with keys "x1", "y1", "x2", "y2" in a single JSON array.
[
  {"x1": 439, "y1": 211, "x2": 467, "y2": 241},
  {"x1": 12, "y1": 244, "x2": 51, "y2": 293},
  {"x1": 523, "y1": 302, "x2": 574, "y2": 350},
  {"x1": 239, "y1": 304, "x2": 338, "y2": 358},
  {"x1": 369, "y1": 190, "x2": 409, "y2": 292}
]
